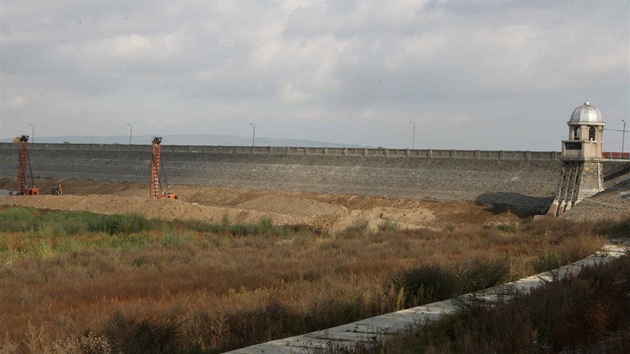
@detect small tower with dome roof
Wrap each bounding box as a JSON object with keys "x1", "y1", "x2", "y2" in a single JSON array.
[
  {"x1": 562, "y1": 101, "x2": 604, "y2": 160},
  {"x1": 547, "y1": 101, "x2": 605, "y2": 216}
]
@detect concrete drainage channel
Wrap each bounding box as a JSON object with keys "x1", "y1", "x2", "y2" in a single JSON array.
[{"x1": 229, "y1": 241, "x2": 628, "y2": 354}]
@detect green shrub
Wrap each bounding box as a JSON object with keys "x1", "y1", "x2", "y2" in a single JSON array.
[
  {"x1": 160, "y1": 231, "x2": 181, "y2": 249},
  {"x1": 0, "y1": 240, "x2": 8, "y2": 252},
  {"x1": 182, "y1": 219, "x2": 224, "y2": 234},
  {"x1": 497, "y1": 224, "x2": 518, "y2": 233},
  {"x1": 55, "y1": 239, "x2": 84, "y2": 254},
  {"x1": 387, "y1": 258, "x2": 510, "y2": 309},
  {"x1": 259, "y1": 217, "x2": 274, "y2": 232},
  {"x1": 221, "y1": 213, "x2": 231, "y2": 227},
  {"x1": 230, "y1": 223, "x2": 262, "y2": 236},
  {"x1": 388, "y1": 264, "x2": 459, "y2": 308},
  {"x1": 61, "y1": 221, "x2": 89, "y2": 236},
  {"x1": 458, "y1": 257, "x2": 510, "y2": 291},
  {"x1": 0, "y1": 207, "x2": 40, "y2": 232},
  {"x1": 339, "y1": 218, "x2": 370, "y2": 238},
  {"x1": 102, "y1": 233, "x2": 152, "y2": 250},
  {"x1": 379, "y1": 219, "x2": 400, "y2": 232},
  {"x1": 534, "y1": 252, "x2": 563, "y2": 273},
  {"x1": 100, "y1": 312, "x2": 179, "y2": 354},
  {"x1": 86, "y1": 214, "x2": 150, "y2": 235},
  {"x1": 20, "y1": 241, "x2": 54, "y2": 257}
]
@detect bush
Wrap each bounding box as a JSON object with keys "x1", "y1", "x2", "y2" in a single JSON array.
[
  {"x1": 387, "y1": 257, "x2": 510, "y2": 309},
  {"x1": 459, "y1": 257, "x2": 510, "y2": 291},
  {"x1": 221, "y1": 213, "x2": 231, "y2": 227},
  {"x1": 182, "y1": 219, "x2": 225, "y2": 234},
  {"x1": 339, "y1": 218, "x2": 371, "y2": 238},
  {"x1": 103, "y1": 233, "x2": 152, "y2": 250},
  {"x1": 86, "y1": 214, "x2": 151, "y2": 235},
  {"x1": 160, "y1": 231, "x2": 181, "y2": 249},
  {"x1": 100, "y1": 312, "x2": 179, "y2": 354},
  {"x1": 534, "y1": 252, "x2": 563, "y2": 273},
  {"x1": 0, "y1": 207, "x2": 40, "y2": 232},
  {"x1": 387, "y1": 264, "x2": 459, "y2": 308},
  {"x1": 374, "y1": 255, "x2": 630, "y2": 354},
  {"x1": 258, "y1": 217, "x2": 274, "y2": 233},
  {"x1": 496, "y1": 223, "x2": 518, "y2": 233},
  {"x1": 230, "y1": 223, "x2": 263, "y2": 236},
  {"x1": 379, "y1": 219, "x2": 400, "y2": 232}
]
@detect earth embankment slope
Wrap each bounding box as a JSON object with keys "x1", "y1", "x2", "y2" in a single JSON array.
[{"x1": 0, "y1": 178, "x2": 518, "y2": 231}]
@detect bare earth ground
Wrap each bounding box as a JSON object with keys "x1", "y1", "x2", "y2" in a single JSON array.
[{"x1": 0, "y1": 177, "x2": 520, "y2": 230}]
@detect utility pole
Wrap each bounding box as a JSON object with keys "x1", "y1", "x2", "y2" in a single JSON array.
[
  {"x1": 250, "y1": 123, "x2": 256, "y2": 147},
  {"x1": 127, "y1": 124, "x2": 133, "y2": 145},
  {"x1": 623, "y1": 120, "x2": 626, "y2": 158},
  {"x1": 409, "y1": 121, "x2": 415, "y2": 149}
]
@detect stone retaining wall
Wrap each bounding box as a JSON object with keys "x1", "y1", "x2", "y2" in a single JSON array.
[{"x1": 0, "y1": 143, "x2": 570, "y2": 213}]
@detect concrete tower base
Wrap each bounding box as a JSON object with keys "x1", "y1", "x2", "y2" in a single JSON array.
[{"x1": 547, "y1": 161, "x2": 602, "y2": 217}]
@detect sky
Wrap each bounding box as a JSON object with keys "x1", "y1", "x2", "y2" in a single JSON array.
[{"x1": 1, "y1": 0, "x2": 628, "y2": 151}]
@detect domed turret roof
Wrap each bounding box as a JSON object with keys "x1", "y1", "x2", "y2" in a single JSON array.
[{"x1": 569, "y1": 101, "x2": 602, "y2": 123}]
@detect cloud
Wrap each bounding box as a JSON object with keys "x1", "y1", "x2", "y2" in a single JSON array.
[
  {"x1": 0, "y1": 0, "x2": 628, "y2": 151},
  {"x1": 4, "y1": 96, "x2": 29, "y2": 110}
]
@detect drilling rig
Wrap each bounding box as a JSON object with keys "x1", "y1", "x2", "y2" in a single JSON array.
[
  {"x1": 17, "y1": 135, "x2": 40, "y2": 195},
  {"x1": 150, "y1": 137, "x2": 178, "y2": 199}
]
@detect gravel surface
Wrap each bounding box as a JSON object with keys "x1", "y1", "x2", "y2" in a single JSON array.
[{"x1": 562, "y1": 178, "x2": 630, "y2": 221}]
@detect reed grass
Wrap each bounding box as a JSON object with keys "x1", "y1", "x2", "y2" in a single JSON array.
[
  {"x1": 370, "y1": 254, "x2": 630, "y2": 353},
  {"x1": 0, "y1": 207, "x2": 618, "y2": 353}
]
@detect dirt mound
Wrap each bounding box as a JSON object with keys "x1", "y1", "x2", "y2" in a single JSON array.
[{"x1": 0, "y1": 177, "x2": 510, "y2": 231}]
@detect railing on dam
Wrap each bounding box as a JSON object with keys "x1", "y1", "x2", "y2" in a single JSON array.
[
  {"x1": 0, "y1": 143, "x2": 561, "y2": 161},
  {"x1": 603, "y1": 152, "x2": 630, "y2": 160}
]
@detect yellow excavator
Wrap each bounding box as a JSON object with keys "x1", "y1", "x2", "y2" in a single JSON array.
[{"x1": 49, "y1": 184, "x2": 63, "y2": 196}]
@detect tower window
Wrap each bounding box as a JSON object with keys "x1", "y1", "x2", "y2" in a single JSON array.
[
  {"x1": 589, "y1": 127, "x2": 595, "y2": 141},
  {"x1": 573, "y1": 127, "x2": 580, "y2": 140},
  {"x1": 565, "y1": 142, "x2": 582, "y2": 150}
]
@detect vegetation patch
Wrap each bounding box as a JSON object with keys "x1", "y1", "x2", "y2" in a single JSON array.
[
  {"x1": 387, "y1": 257, "x2": 510, "y2": 309},
  {"x1": 370, "y1": 254, "x2": 630, "y2": 353},
  {"x1": 0, "y1": 207, "x2": 622, "y2": 353}
]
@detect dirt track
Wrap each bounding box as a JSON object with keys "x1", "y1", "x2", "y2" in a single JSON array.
[{"x1": 0, "y1": 177, "x2": 519, "y2": 231}]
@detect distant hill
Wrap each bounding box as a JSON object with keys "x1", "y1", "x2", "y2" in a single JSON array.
[{"x1": 2, "y1": 135, "x2": 366, "y2": 148}]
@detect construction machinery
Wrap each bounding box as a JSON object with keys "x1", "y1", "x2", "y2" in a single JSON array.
[
  {"x1": 150, "y1": 137, "x2": 178, "y2": 199},
  {"x1": 49, "y1": 184, "x2": 64, "y2": 195},
  {"x1": 17, "y1": 135, "x2": 40, "y2": 195}
]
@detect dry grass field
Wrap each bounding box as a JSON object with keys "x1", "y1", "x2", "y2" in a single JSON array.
[
  {"x1": 370, "y1": 252, "x2": 630, "y2": 354},
  {"x1": 0, "y1": 177, "x2": 623, "y2": 353}
]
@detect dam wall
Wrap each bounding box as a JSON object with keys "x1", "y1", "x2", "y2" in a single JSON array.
[{"x1": 0, "y1": 143, "x2": 566, "y2": 213}]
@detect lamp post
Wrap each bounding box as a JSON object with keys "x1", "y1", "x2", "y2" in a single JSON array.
[
  {"x1": 29, "y1": 124, "x2": 34, "y2": 143},
  {"x1": 409, "y1": 121, "x2": 415, "y2": 149},
  {"x1": 127, "y1": 124, "x2": 133, "y2": 145},
  {"x1": 249, "y1": 123, "x2": 256, "y2": 147},
  {"x1": 622, "y1": 120, "x2": 626, "y2": 158}
]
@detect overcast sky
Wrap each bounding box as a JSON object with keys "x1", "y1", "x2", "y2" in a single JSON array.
[{"x1": 1, "y1": 0, "x2": 628, "y2": 150}]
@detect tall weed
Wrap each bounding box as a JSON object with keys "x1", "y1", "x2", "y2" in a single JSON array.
[
  {"x1": 0, "y1": 206, "x2": 616, "y2": 352},
  {"x1": 372, "y1": 255, "x2": 630, "y2": 353},
  {"x1": 100, "y1": 312, "x2": 179, "y2": 354},
  {"x1": 386, "y1": 257, "x2": 509, "y2": 308}
]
